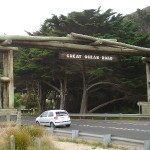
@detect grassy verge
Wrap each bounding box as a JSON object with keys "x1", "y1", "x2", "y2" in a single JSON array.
[
  {"x1": 0, "y1": 125, "x2": 127, "y2": 150},
  {"x1": 0, "y1": 126, "x2": 59, "y2": 150},
  {"x1": 57, "y1": 136, "x2": 127, "y2": 150}
]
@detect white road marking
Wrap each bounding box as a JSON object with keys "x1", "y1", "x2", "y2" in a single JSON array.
[
  {"x1": 105, "y1": 121, "x2": 149, "y2": 126},
  {"x1": 72, "y1": 123, "x2": 150, "y2": 132}
]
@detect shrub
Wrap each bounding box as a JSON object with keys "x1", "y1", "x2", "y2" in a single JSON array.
[
  {"x1": 23, "y1": 125, "x2": 44, "y2": 138},
  {"x1": 14, "y1": 93, "x2": 22, "y2": 108},
  {"x1": 6, "y1": 127, "x2": 31, "y2": 150},
  {"x1": 31, "y1": 135, "x2": 58, "y2": 150}
]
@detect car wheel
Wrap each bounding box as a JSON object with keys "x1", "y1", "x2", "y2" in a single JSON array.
[
  {"x1": 50, "y1": 122, "x2": 55, "y2": 128},
  {"x1": 66, "y1": 124, "x2": 70, "y2": 127},
  {"x1": 36, "y1": 121, "x2": 40, "y2": 125}
]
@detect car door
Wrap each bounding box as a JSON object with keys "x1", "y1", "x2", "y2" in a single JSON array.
[
  {"x1": 39, "y1": 111, "x2": 48, "y2": 126},
  {"x1": 46, "y1": 111, "x2": 54, "y2": 125}
]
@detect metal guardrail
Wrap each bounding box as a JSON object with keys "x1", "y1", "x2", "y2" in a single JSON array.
[
  {"x1": 48, "y1": 128, "x2": 149, "y2": 150},
  {"x1": 69, "y1": 113, "x2": 150, "y2": 119},
  {"x1": 46, "y1": 113, "x2": 150, "y2": 150}
]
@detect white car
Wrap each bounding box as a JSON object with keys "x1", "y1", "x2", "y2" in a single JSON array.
[{"x1": 35, "y1": 109, "x2": 71, "y2": 128}]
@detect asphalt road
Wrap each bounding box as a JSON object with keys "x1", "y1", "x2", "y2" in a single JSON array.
[{"x1": 21, "y1": 116, "x2": 150, "y2": 140}]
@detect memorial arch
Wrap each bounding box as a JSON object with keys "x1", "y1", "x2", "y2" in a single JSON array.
[{"x1": 0, "y1": 32, "x2": 150, "y2": 112}]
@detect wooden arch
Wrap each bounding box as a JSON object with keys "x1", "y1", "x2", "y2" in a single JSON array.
[{"x1": 0, "y1": 32, "x2": 150, "y2": 109}]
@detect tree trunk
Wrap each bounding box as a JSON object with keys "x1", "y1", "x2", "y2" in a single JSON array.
[
  {"x1": 80, "y1": 62, "x2": 88, "y2": 113},
  {"x1": 59, "y1": 81, "x2": 64, "y2": 109},
  {"x1": 43, "y1": 76, "x2": 68, "y2": 110},
  {"x1": 80, "y1": 87, "x2": 88, "y2": 113},
  {"x1": 0, "y1": 83, "x2": 2, "y2": 108},
  {"x1": 59, "y1": 75, "x2": 67, "y2": 109},
  {"x1": 37, "y1": 81, "x2": 47, "y2": 113}
]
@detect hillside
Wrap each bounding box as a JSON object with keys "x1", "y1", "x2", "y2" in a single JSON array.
[{"x1": 125, "y1": 6, "x2": 150, "y2": 34}]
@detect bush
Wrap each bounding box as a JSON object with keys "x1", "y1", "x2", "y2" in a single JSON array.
[
  {"x1": 6, "y1": 127, "x2": 31, "y2": 150},
  {"x1": 30, "y1": 135, "x2": 58, "y2": 150},
  {"x1": 14, "y1": 93, "x2": 22, "y2": 108},
  {"x1": 23, "y1": 125, "x2": 44, "y2": 138},
  {"x1": 4, "y1": 126, "x2": 58, "y2": 150}
]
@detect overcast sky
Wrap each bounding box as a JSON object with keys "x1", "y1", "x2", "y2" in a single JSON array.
[{"x1": 0, "y1": 0, "x2": 149, "y2": 35}]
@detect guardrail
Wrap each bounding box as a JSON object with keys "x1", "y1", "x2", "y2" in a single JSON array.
[
  {"x1": 69, "y1": 113, "x2": 150, "y2": 120},
  {"x1": 48, "y1": 128, "x2": 149, "y2": 150}
]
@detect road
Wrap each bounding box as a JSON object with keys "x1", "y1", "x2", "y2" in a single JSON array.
[{"x1": 21, "y1": 116, "x2": 150, "y2": 140}]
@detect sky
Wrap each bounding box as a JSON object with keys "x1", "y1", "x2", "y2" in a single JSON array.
[{"x1": 0, "y1": 0, "x2": 149, "y2": 35}]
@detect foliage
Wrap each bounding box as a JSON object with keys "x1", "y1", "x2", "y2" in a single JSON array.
[
  {"x1": 14, "y1": 6, "x2": 149, "y2": 113},
  {"x1": 14, "y1": 93, "x2": 22, "y2": 108},
  {"x1": 125, "y1": 7, "x2": 150, "y2": 34},
  {"x1": 23, "y1": 125, "x2": 44, "y2": 138},
  {"x1": 2, "y1": 126, "x2": 59, "y2": 150},
  {"x1": 21, "y1": 92, "x2": 38, "y2": 109},
  {"x1": 6, "y1": 127, "x2": 31, "y2": 150}
]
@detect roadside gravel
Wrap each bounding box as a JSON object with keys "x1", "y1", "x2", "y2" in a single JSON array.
[{"x1": 53, "y1": 141, "x2": 123, "y2": 150}]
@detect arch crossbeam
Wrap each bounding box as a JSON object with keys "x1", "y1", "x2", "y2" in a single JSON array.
[{"x1": 0, "y1": 32, "x2": 150, "y2": 56}]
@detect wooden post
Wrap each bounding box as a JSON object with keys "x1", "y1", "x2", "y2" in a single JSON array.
[
  {"x1": 8, "y1": 50, "x2": 14, "y2": 108},
  {"x1": 0, "y1": 83, "x2": 2, "y2": 108},
  {"x1": 3, "y1": 50, "x2": 14, "y2": 108},
  {"x1": 10, "y1": 135, "x2": 15, "y2": 150},
  {"x1": 146, "y1": 61, "x2": 150, "y2": 102},
  {"x1": 3, "y1": 52, "x2": 9, "y2": 108}
]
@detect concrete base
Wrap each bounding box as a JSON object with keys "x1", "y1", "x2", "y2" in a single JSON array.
[
  {"x1": 0, "y1": 108, "x2": 17, "y2": 112},
  {"x1": 0, "y1": 109, "x2": 21, "y2": 126},
  {"x1": 137, "y1": 102, "x2": 150, "y2": 114}
]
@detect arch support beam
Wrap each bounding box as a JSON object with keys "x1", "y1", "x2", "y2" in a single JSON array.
[
  {"x1": 146, "y1": 61, "x2": 150, "y2": 102},
  {"x1": 3, "y1": 50, "x2": 14, "y2": 108}
]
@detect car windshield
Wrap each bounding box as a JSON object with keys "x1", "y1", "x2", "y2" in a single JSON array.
[{"x1": 56, "y1": 111, "x2": 68, "y2": 116}]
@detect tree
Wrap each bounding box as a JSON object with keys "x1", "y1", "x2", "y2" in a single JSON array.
[{"x1": 15, "y1": 7, "x2": 149, "y2": 113}]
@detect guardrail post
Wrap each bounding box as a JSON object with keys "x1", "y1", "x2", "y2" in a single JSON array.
[
  {"x1": 16, "y1": 111, "x2": 21, "y2": 126},
  {"x1": 48, "y1": 127, "x2": 54, "y2": 134},
  {"x1": 103, "y1": 134, "x2": 111, "y2": 148},
  {"x1": 10, "y1": 135, "x2": 15, "y2": 150},
  {"x1": 144, "y1": 140, "x2": 150, "y2": 150},
  {"x1": 72, "y1": 130, "x2": 79, "y2": 140}
]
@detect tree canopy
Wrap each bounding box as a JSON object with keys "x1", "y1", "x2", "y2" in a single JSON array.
[{"x1": 14, "y1": 7, "x2": 150, "y2": 113}]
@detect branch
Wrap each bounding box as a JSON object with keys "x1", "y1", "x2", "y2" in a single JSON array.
[
  {"x1": 88, "y1": 97, "x2": 127, "y2": 113},
  {"x1": 43, "y1": 81, "x2": 60, "y2": 93},
  {"x1": 87, "y1": 81, "x2": 119, "y2": 91}
]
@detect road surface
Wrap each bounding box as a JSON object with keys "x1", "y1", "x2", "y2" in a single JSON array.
[{"x1": 21, "y1": 116, "x2": 150, "y2": 140}]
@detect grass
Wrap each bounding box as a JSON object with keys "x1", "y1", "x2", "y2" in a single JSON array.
[
  {"x1": 57, "y1": 137, "x2": 127, "y2": 150},
  {"x1": 0, "y1": 125, "x2": 128, "y2": 150},
  {"x1": 0, "y1": 126, "x2": 59, "y2": 150}
]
